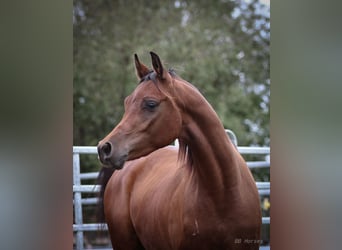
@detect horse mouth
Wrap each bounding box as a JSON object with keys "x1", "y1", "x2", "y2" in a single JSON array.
[{"x1": 99, "y1": 154, "x2": 128, "y2": 170}]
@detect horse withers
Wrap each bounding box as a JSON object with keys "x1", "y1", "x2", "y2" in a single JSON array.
[{"x1": 97, "y1": 52, "x2": 261, "y2": 250}]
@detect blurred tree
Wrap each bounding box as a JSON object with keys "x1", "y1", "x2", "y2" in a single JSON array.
[{"x1": 73, "y1": 0, "x2": 269, "y2": 171}]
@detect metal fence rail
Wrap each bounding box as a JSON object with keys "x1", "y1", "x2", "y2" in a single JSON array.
[{"x1": 73, "y1": 145, "x2": 270, "y2": 250}]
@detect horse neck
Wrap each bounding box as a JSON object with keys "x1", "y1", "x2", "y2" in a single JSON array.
[{"x1": 175, "y1": 81, "x2": 242, "y2": 199}]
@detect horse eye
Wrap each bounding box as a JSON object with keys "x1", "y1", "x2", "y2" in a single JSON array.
[{"x1": 144, "y1": 100, "x2": 159, "y2": 111}]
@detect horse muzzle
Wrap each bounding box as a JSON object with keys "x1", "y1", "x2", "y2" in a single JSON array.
[{"x1": 97, "y1": 141, "x2": 128, "y2": 169}]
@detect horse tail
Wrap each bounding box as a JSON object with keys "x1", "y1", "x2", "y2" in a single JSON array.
[{"x1": 96, "y1": 167, "x2": 115, "y2": 224}]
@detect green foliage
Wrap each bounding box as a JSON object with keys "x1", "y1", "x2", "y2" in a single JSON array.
[{"x1": 73, "y1": 0, "x2": 269, "y2": 171}]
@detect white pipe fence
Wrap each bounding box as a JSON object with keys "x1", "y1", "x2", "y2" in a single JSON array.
[{"x1": 73, "y1": 143, "x2": 270, "y2": 250}]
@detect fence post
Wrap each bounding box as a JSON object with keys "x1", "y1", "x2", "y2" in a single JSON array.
[{"x1": 73, "y1": 152, "x2": 84, "y2": 250}]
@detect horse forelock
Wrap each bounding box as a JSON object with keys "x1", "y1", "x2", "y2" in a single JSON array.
[
  {"x1": 139, "y1": 69, "x2": 177, "y2": 84},
  {"x1": 139, "y1": 70, "x2": 155, "y2": 83}
]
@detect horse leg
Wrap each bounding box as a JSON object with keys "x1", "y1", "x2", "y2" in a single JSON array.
[{"x1": 107, "y1": 222, "x2": 144, "y2": 250}]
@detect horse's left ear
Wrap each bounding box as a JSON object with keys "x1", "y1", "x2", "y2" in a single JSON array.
[
  {"x1": 134, "y1": 54, "x2": 151, "y2": 79},
  {"x1": 150, "y1": 51, "x2": 166, "y2": 80}
]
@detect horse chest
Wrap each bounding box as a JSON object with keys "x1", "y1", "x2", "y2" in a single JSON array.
[
  {"x1": 131, "y1": 194, "x2": 233, "y2": 249},
  {"x1": 134, "y1": 213, "x2": 230, "y2": 250}
]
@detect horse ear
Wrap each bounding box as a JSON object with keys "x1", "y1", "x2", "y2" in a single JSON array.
[
  {"x1": 150, "y1": 51, "x2": 165, "y2": 80},
  {"x1": 134, "y1": 54, "x2": 150, "y2": 79}
]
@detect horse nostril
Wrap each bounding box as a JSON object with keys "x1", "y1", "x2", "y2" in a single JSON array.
[
  {"x1": 98, "y1": 142, "x2": 113, "y2": 160},
  {"x1": 102, "y1": 142, "x2": 112, "y2": 156}
]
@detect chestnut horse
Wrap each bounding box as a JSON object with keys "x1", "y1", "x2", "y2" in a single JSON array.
[{"x1": 97, "y1": 52, "x2": 261, "y2": 250}]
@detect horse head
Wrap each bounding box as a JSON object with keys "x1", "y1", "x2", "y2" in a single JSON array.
[{"x1": 97, "y1": 52, "x2": 182, "y2": 169}]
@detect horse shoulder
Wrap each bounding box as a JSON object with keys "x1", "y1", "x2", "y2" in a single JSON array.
[
  {"x1": 127, "y1": 147, "x2": 191, "y2": 248},
  {"x1": 103, "y1": 159, "x2": 149, "y2": 249}
]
